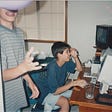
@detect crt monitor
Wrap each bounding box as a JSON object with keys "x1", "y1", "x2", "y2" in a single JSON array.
[{"x1": 95, "y1": 25, "x2": 112, "y2": 49}]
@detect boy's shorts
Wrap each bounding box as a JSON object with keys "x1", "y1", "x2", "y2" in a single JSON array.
[{"x1": 42, "y1": 90, "x2": 72, "y2": 111}]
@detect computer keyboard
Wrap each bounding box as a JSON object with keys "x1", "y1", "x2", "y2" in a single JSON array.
[
  {"x1": 68, "y1": 71, "x2": 79, "y2": 80},
  {"x1": 83, "y1": 72, "x2": 92, "y2": 78},
  {"x1": 90, "y1": 77, "x2": 97, "y2": 84}
]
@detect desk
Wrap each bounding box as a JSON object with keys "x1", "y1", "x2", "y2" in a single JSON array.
[{"x1": 69, "y1": 69, "x2": 112, "y2": 112}]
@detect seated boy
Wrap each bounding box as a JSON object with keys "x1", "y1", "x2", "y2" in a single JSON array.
[{"x1": 35, "y1": 42, "x2": 87, "y2": 112}]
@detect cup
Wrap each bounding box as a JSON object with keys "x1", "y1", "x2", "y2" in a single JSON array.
[{"x1": 85, "y1": 83, "x2": 95, "y2": 99}]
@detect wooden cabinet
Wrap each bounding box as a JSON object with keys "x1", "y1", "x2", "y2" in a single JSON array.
[{"x1": 16, "y1": 1, "x2": 67, "y2": 43}]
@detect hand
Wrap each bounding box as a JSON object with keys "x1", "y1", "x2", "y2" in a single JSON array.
[
  {"x1": 28, "y1": 82, "x2": 40, "y2": 99},
  {"x1": 19, "y1": 47, "x2": 42, "y2": 73},
  {"x1": 70, "y1": 48, "x2": 79, "y2": 58},
  {"x1": 73, "y1": 79, "x2": 88, "y2": 88}
]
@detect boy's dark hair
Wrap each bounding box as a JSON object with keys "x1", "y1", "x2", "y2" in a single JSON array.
[{"x1": 51, "y1": 41, "x2": 71, "y2": 58}]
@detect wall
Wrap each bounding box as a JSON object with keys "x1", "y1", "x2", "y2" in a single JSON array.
[
  {"x1": 68, "y1": 1, "x2": 112, "y2": 62},
  {"x1": 27, "y1": 1, "x2": 112, "y2": 62},
  {"x1": 26, "y1": 42, "x2": 53, "y2": 57}
]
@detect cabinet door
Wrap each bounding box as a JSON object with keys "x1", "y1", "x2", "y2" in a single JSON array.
[{"x1": 16, "y1": 1, "x2": 67, "y2": 42}]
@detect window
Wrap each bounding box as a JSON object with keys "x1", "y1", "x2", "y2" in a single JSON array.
[{"x1": 16, "y1": 1, "x2": 67, "y2": 43}]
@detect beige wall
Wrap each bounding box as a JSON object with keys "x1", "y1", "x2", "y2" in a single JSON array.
[
  {"x1": 68, "y1": 1, "x2": 112, "y2": 62},
  {"x1": 27, "y1": 1, "x2": 112, "y2": 62}
]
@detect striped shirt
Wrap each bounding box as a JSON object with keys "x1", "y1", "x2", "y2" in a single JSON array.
[{"x1": 0, "y1": 25, "x2": 28, "y2": 112}]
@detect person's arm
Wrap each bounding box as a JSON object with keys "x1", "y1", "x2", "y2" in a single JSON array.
[
  {"x1": 54, "y1": 79, "x2": 87, "y2": 95},
  {"x1": 70, "y1": 48, "x2": 82, "y2": 72},
  {"x1": 54, "y1": 81, "x2": 74, "y2": 95},
  {"x1": 3, "y1": 47, "x2": 42, "y2": 81},
  {"x1": 23, "y1": 74, "x2": 39, "y2": 99}
]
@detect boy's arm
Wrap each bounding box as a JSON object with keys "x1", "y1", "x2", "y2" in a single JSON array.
[
  {"x1": 53, "y1": 81, "x2": 74, "y2": 95},
  {"x1": 23, "y1": 74, "x2": 39, "y2": 99},
  {"x1": 2, "y1": 47, "x2": 42, "y2": 81},
  {"x1": 54, "y1": 79, "x2": 87, "y2": 95},
  {"x1": 70, "y1": 48, "x2": 82, "y2": 72},
  {"x1": 73, "y1": 56, "x2": 82, "y2": 72}
]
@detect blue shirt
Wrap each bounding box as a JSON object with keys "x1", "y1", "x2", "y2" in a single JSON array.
[{"x1": 35, "y1": 59, "x2": 76, "y2": 103}]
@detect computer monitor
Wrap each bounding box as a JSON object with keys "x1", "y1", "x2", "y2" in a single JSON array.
[
  {"x1": 98, "y1": 55, "x2": 112, "y2": 85},
  {"x1": 96, "y1": 25, "x2": 112, "y2": 50}
]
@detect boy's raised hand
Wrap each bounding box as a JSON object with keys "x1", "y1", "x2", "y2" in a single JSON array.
[
  {"x1": 19, "y1": 47, "x2": 42, "y2": 73},
  {"x1": 70, "y1": 48, "x2": 79, "y2": 58}
]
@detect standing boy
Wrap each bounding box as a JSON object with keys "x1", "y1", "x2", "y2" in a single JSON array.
[
  {"x1": 0, "y1": 1, "x2": 42, "y2": 112},
  {"x1": 35, "y1": 42, "x2": 87, "y2": 112}
]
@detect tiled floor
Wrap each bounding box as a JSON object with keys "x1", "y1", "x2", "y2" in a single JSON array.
[{"x1": 22, "y1": 105, "x2": 79, "y2": 112}]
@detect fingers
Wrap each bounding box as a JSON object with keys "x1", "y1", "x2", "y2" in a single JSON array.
[
  {"x1": 30, "y1": 62, "x2": 42, "y2": 70},
  {"x1": 30, "y1": 91, "x2": 39, "y2": 99},
  {"x1": 79, "y1": 80, "x2": 88, "y2": 88},
  {"x1": 30, "y1": 86, "x2": 40, "y2": 99},
  {"x1": 73, "y1": 79, "x2": 87, "y2": 88},
  {"x1": 30, "y1": 93, "x2": 39, "y2": 99},
  {"x1": 70, "y1": 48, "x2": 79, "y2": 57},
  {"x1": 24, "y1": 47, "x2": 42, "y2": 71},
  {"x1": 70, "y1": 48, "x2": 77, "y2": 52},
  {"x1": 26, "y1": 47, "x2": 34, "y2": 59},
  {"x1": 34, "y1": 65, "x2": 42, "y2": 71},
  {"x1": 26, "y1": 63, "x2": 42, "y2": 71}
]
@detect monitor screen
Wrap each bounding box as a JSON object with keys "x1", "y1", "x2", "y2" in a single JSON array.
[
  {"x1": 96, "y1": 25, "x2": 108, "y2": 49},
  {"x1": 98, "y1": 55, "x2": 112, "y2": 85}
]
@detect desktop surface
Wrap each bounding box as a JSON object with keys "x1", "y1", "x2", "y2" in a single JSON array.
[{"x1": 69, "y1": 69, "x2": 112, "y2": 112}]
